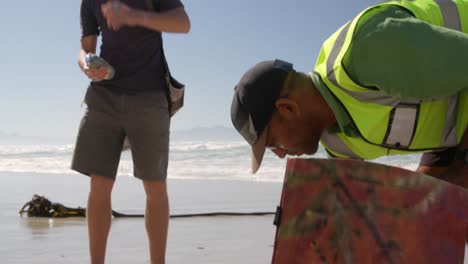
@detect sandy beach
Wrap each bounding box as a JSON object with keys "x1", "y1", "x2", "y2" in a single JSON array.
[
  {"x1": 0, "y1": 172, "x2": 282, "y2": 263},
  {"x1": 1, "y1": 171, "x2": 467, "y2": 263}
]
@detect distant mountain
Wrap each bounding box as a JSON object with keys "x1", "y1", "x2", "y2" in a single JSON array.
[
  {"x1": 0, "y1": 131, "x2": 72, "y2": 145},
  {"x1": 171, "y1": 126, "x2": 243, "y2": 141},
  {"x1": 0, "y1": 127, "x2": 244, "y2": 144}
]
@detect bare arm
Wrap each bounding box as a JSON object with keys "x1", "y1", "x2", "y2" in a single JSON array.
[
  {"x1": 101, "y1": 1, "x2": 190, "y2": 33},
  {"x1": 78, "y1": 35, "x2": 97, "y2": 70},
  {"x1": 417, "y1": 130, "x2": 468, "y2": 188},
  {"x1": 133, "y1": 6, "x2": 190, "y2": 33},
  {"x1": 78, "y1": 35, "x2": 109, "y2": 81}
]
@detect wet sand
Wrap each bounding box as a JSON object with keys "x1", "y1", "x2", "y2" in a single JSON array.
[
  {"x1": 1, "y1": 172, "x2": 466, "y2": 263},
  {"x1": 0, "y1": 172, "x2": 281, "y2": 263}
]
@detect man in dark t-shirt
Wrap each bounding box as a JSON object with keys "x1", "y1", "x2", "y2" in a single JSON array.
[{"x1": 71, "y1": 1, "x2": 190, "y2": 263}]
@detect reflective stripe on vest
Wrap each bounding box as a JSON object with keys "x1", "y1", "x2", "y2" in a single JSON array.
[
  {"x1": 321, "y1": 131, "x2": 361, "y2": 159},
  {"x1": 443, "y1": 94, "x2": 459, "y2": 145},
  {"x1": 435, "y1": 0, "x2": 462, "y2": 30},
  {"x1": 383, "y1": 103, "x2": 419, "y2": 148},
  {"x1": 434, "y1": 0, "x2": 462, "y2": 146}
]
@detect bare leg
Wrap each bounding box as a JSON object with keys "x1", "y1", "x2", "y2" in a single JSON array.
[
  {"x1": 143, "y1": 180, "x2": 169, "y2": 264},
  {"x1": 87, "y1": 175, "x2": 115, "y2": 264}
]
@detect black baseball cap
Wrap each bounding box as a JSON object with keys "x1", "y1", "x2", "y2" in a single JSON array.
[{"x1": 231, "y1": 60, "x2": 294, "y2": 173}]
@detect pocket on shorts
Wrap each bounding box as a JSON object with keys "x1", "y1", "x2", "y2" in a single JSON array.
[
  {"x1": 166, "y1": 75, "x2": 185, "y2": 116},
  {"x1": 84, "y1": 85, "x2": 100, "y2": 109}
]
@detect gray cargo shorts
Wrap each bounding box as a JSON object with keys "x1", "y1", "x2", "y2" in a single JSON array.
[{"x1": 71, "y1": 86, "x2": 170, "y2": 181}]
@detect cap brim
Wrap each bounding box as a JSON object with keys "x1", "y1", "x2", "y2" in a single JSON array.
[{"x1": 251, "y1": 128, "x2": 268, "y2": 174}]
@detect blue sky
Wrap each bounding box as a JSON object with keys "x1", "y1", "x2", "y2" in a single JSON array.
[{"x1": 0, "y1": 0, "x2": 380, "y2": 139}]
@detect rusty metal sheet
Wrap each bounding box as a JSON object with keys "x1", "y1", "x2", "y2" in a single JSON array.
[{"x1": 272, "y1": 158, "x2": 468, "y2": 264}]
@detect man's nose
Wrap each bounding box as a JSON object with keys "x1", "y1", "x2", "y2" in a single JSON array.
[{"x1": 271, "y1": 148, "x2": 287, "y2": 159}]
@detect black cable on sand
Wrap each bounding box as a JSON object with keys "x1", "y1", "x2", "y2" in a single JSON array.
[{"x1": 112, "y1": 211, "x2": 275, "y2": 218}]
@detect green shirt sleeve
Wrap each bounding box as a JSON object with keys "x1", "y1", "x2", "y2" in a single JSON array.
[{"x1": 344, "y1": 6, "x2": 468, "y2": 99}]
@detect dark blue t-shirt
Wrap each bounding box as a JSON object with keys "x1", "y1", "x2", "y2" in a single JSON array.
[{"x1": 80, "y1": 0, "x2": 183, "y2": 93}]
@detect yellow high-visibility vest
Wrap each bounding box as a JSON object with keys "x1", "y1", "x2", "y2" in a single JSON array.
[{"x1": 314, "y1": 0, "x2": 468, "y2": 159}]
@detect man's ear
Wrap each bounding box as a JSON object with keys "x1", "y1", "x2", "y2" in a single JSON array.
[{"x1": 275, "y1": 98, "x2": 301, "y2": 120}]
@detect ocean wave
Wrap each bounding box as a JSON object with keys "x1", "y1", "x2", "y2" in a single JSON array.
[
  {"x1": 169, "y1": 141, "x2": 248, "y2": 152},
  {"x1": 0, "y1": 143, "x2": 423, "y2": 183},
  {"x1": 0, "y1": 141, "x2": 248, "y2": 157},
  {"x1": 0, "y1": 144, "x2": 75, "y2": 157}
]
